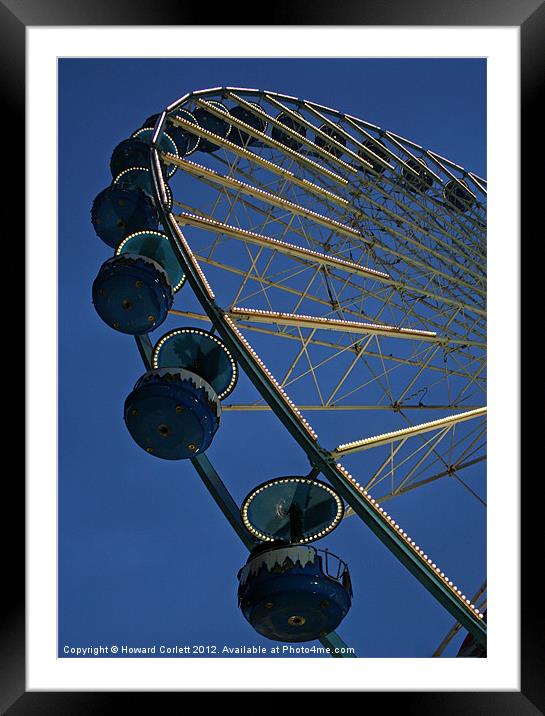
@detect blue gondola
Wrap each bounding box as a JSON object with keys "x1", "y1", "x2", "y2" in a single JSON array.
[
  {"x1": 193, "y1": 101, "x2": 231, "y2": 153},
  {"x1": 152, "y1": 327, "x2": 238, "y2": 399},
  {"x1": 123, "y1": 367, "x2": 221, "y2": 460},
  {"x1": 443, "y1": 179, "x2": 474, "y2": 212},
  {"x1": 314, "y1": 123, "x2": 346, "y2": 159},
  {"x1": 110, "y1": 138, "x2": 151, "y2": 178},
  {"x1": 271, "y1": 110, "x2": 307, "y2": 151},
  {"x1": 92, "y1": 254, "x2": 173, "y2": 335},
  {"x1": 116, "y1": 230, "x2": 186, "y2": 292},
  {"x1": 228, "y1": 103, "x2": 267, "y2": 147},
  {"x1": 123, "y1": 327, "x2": 238, "y2": 459},
  {"x1": 238, "y1": 542, "x2": 352, "y2": 642},
  {"x1": 112, "y1": 167, "x2": 173, "y2": 210},
  {"x1": 402, "y1": 157, "x2": 434, "y2": 193},
  {"x1": 91, "y1": 184, "x2": 159, "y2": 249},
  {"x1": 358, "y1": 138, "x2": 390, "y2": 175},
  {"x1": 131, "y1": 127, "x2": 179, "y2": 178},
  {"x1": 167, "y1": 108, "x2": 200, "y2": 156},
  {"x1": 92, "y1": 231, "x2": 185, "y2": 334}
]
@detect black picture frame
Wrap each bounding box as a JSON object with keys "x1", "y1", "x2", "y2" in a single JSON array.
[{"x1": 7, "y1": 0, "x2": 539, "y2": 708}]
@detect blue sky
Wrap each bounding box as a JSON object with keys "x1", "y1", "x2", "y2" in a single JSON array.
[{"x1": 59, "y1": 58, "x2": 486, "y2": 659}]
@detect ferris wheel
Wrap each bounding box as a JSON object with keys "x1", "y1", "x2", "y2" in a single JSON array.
[{"x1": 90, "y1": 86, "x2": 486, "y2": 656}]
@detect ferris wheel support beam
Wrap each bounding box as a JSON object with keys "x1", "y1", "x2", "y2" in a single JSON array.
[
  {"x1": 226, "y1": 90, "x2": 387, "y2": 173},
  {"x1": 340, "y1": 454, "x2": 487, "y2": 508},
  {"x1": 173, "y1": 211, "x2": 486, "y2": 319},
  {"x1": 319, "y1": 631, "x2": 357, "y2": 658},
  {"x1": 190, "y1": 453, "x2": 259, "y2": 551},
  {"x1": 228, "y1": 307, "x2": 488, "y2": 349},
  {"x1": 229, "y1": 89, "x2": 390, "y2": 175},
  {"x1": 266, "y1": 93, "x2": 408, "y2": 175},
  {"x1": 468, "y1": 172, "x2": 487, "y2": 195},
  {"x1": 167, "y1": 152, "x2": 486, "y2": 296},
  {"x1": 350, "y1": 183, "x2": 486, "y2": 284},
  {"x1": 177, "y1": 91, "x2": 486, "y2": 267},
  {"x1": 193, "y1": 97, "x2": 362, "y2": 176},
  {"x1": 168, "y1": 154, "x2": 486, "y2": 322},
  {"x1": 333, "y1": 408, "x2": 487, "y2": 456},
  {"x1": 174, "y1": 212, "x2": 390, "y2": 282},
  {"x1": 230, "y1": 307, "x2": 437, "y2": 340},
  {"x1": 168, "y1": 116, "x2": 353, "y2": 199},
  {"x1": 307, "y1": 127, "x2": 485, "y2": 267},
  {"x1": 170, "y1": 256, "x2": 487, "y2": 350},
  {"x1": 167, "y1": 157, "x2": 365, "y2": 239},
  {"x1": 426, "y1": 151, "x2": 477, "y2": 201},
  {"x1": 151, "y1": 155, "x2": 486, "y2": 646}
]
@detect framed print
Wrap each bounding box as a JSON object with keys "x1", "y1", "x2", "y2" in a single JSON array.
[{"x1": 6, "y1": 0, "x2": 540, "y2": 708}]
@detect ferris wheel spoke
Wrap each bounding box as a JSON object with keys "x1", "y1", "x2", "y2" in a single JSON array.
[
  {"x1": 452, "y1": 472, "x2": 487, "y2": 507},
  {"x1": 333, "y1": 407, "x2": 486, "y2": 456},
  {"x1": 282, "y1": 338, "x2": 368, "y2": 395},
  {"x1": 467, "y1": 172, "x2": 487, "y2": 196},
  {"x1": 379, "y1": 456, "x2": 487, "y2": 504},
  {"x1": 450, "y1": 357, "x2": 487, "y2": 405},
  {"x1": 166, "y1": 158, "x2": 367, "y2": 249},
  {"x1": 451, "y1": 425, "x2": 487, "y2": 469},
  {"x1": 324, "y1": 338, "x2": 374, "y2": 406},
  {"x1": 239, "y1": 244, "x2": 277, "y2": 313},
  {"x1": 392, "y1": 345, "x2": 442, "y2": 404},
  {"x1": 282, "y1": 339, "x2": 437, "y2": 409},
  {"x1": 260, "y1": 328, "x2": 480, "y2": 386},
  {"x1": 179, "y1": 300, "x2": 484, "y2": 388},
  {"x1": 340, "y1": 452, "x2": 486, "y2": 511},
  {"x1": 228, "y1": 306, "x2": 441, "y2": 340},
  {"x1": 384, "y1": 184, "x2": 486, "y2": 266},
  {"x1": 177, "y1": 213, "x2": 486, "y2": 321},
  {"x1": 367, "y1": 141, "x2": 486, "y2": 260},
  {"x1": 358, "y1": 349, "x2": 396, "y2": 408},
  {"x1": 227, "y1": 90, "x2": 377, "y2": 174},
  {"x1": 352, "y1": 172, "x2": 486, "y2": 276},
  {"x1": 385, "y1": 413, "x2": 487, "y2": 497},
  {"x1": 340, "y1": 428, "x2": 485, "y2": 504},
  {"x1": 383, "y1": 429, "x2": 452, "y2": 494},
  {"x1": 363, "y1": 429, "x2": 449, "y2": 494},
  {"x1": 231, "y1": 212, "x2": 303, "y2": 309},
  {"x1": 395, "y1": 421, "x2": 484, "y2": 495},
  {"x1": 307, "y1": 167, "x2": 486, "y2": 280},
  {"x1": 170, "y1": 162, "x2": 482, "y2": 322},
  {"x1": 301, "y1": 140, "x2": 485, "y2": 266},
  {"x1": 266, "y1": 93, "x2": 417, "y2": 179},
  {"x1": 194, "y1": 96, "x2": 359, "y2": 181},
  {"x1": 168, "y1": 115, "x2": 353, "y2": 205},
  {"x1": 174, "y1": 212, "x2": 391, "y2": 281}
]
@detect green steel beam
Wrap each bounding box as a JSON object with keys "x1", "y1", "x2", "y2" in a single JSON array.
[
  {"x1": 190, "y1": 453, "x2": 257, "y2": 551},
  {"x1": 134, "y1": 333, "x2": 355, "y2": 657},
  {"x1": 320, "y1": 631, "x2": 357, "y2": 658}
]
